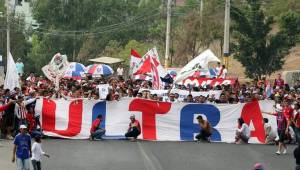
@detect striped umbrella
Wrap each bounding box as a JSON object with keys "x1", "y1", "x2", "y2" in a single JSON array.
[
  {"x1": 86, "y1": 64, "x2": 114, "y2": 77},
  {"x1": 63, "y1": 62, "x2": 86, "y2": 80}
]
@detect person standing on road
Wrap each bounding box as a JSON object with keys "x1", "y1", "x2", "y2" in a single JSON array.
[
  {"x1": 195, "y1": 115, "x2": 212, "y2": 142},
  {"x1": 31, "y1": 136, "x2": 50, "y2": 170},
  {"x1": 263, "y1": 107, "x2": 288, "y2": 155},
  {"x1": 12, "y1": 124, "x2": 32, "y2": 170},
  {"x1": 294, "y1": 145, "x2": 300, "y2": 170},
  {"x1": 125, "y1": 114, "x2": 141, "y2": 142},
  {"x1": 235, "y1": 118, "x2": 250, "y2": 144},
  {"x1": 90, "y1": 114, "x2": 106, "y2": 140}
]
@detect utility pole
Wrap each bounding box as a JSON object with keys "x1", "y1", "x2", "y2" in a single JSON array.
[
  {"x1": 200, "y1": 0, "x2": 204, "y2": 25},
  {"x1": 164, "y1": 0, "x2": 172, "y2": 68},
  {"x1": 223, "y1": 0, "x2": 230, "y2": 69},
  {"x1": 5, "y1": 0, "x2": 10, "y2": 62}
]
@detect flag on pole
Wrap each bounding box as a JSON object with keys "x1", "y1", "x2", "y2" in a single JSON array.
[
  {"x1": 132, "y1": 48, "x2": 167, "y2": 89},
  {"x1": 175, "y1": 49, "x2": 220, "y2": 83},
  {"x1": 129, "y1": 49, "x2": 142, "y2": 75},
  {"x1": 4, "y1": 52, "x2": 20, "y2": 90}
]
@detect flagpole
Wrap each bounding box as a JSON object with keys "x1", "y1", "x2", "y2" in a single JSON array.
[
  {"x1": 223, "y1": 0, "x2": 230, "y2": 70},
  {"x1": 6, "y1": 0, "x2": 10, "y2": 67},
  {"x1": 164, "y1": 0, "x2": 172, "y2": 68}
]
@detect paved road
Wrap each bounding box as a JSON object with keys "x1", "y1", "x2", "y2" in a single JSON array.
[{"x1": 0, "y1": 139, "x2": 296, "y2": 170}]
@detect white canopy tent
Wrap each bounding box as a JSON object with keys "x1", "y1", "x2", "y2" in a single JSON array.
[{"x1": 88, "y1": 56, "x2": 123, "y2": 65}]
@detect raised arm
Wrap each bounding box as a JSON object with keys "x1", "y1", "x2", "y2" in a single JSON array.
[
  {"x1": 262, "y1": 112, "x2": 275, "y2": 116},
  {"x1": 0, "y1": 100, "x2": 14, "y2": 112},
  {"x1": 24, "y1": 98, "x2": 37, "y2": 106}
]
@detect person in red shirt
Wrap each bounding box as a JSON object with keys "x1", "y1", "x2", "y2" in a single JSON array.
[
  {"x1": 0, "y1": 100, "x2": 14, "y2": 112},
  {"x1": 89, "y1": 114, "x2": 105, "y2": 141},
  {"x1": 125, "y1": 114, "x2": 141, "y2": 142},
  {"x1": 282, "y1": 100, "x2": 294, "y2": 125}
]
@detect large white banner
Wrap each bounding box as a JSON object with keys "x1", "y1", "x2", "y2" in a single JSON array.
[{"x1": 36, "y1": 98, "x2": 277, "y2": 143}]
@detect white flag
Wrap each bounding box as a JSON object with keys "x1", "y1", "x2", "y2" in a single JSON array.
[
  {"x1": 175, "y1": 49, "x2": 220, "y2": 83},
  {"x1": 42, "y1": 53, "x2": 69, "y2": 82},
  {"x1": 4, "y1": 52, "x2": 20, "y2": 90}
]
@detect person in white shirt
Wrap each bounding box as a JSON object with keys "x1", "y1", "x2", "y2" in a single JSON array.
[
  {"x1": 26, "y1": 73, "x2": 36, "y2": 82},
  {"x1": 116, "y1": 66, "x2": 124, "y2": 76},
  {"x1": 219, "y1": 65, "x2": 227, "y2": 79},
  {"x1": 263, "y1": 118, "x2": 277, "y2": 144},
  {"x1": 235, "y1": 118, "x2": 250, "y2": 144},
  {"x1": 31, "y1": 136, "x2": 50, "y2": 170}
]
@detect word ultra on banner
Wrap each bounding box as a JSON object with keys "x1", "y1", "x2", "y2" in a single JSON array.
[{"x1": 35, "y1": 98, "x2": 276, "y2": 143}]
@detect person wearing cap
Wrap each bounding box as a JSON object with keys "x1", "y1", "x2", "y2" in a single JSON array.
[
  {"x1": 90, "y1": 114, "x2": 106, "y2": 141},
  {"x1": 125, "y1": 114, "x2": 141, "y2": 142},
  {"x1": 31, "y1": 136, "x2": 50, "y2": 170},
  {"x1": 263, "y1": 106, "x2": 288, "y2": 155},
  {"x1": 12, "y1": 124, "x2": 32, "y2": 170}
]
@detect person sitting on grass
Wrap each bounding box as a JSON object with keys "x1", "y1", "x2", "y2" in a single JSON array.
[
  {"x1": 235, "y1": 118, "x2": 250, "y2": 144},
  {"x1": 195, "y1": 115, "x2": 212, "y2": 142},
  {"x1": 90, "y1": 114, "x2": 106, "y2": 141},
  {"x1": 125, "y1": 114, "x2": 141, "y2": 142}
]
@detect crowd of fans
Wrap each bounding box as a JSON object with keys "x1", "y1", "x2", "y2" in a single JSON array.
[
  {"x1": 1, "y1": 71, "x2": 300, "y2": 140},
  {"x1": 0, "y1": 65, "x2": 300, "y2": 169}
]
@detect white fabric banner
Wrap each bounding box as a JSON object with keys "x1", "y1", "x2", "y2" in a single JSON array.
[
  {"x1": 37, "y1": 98, "x2": 276, "y2": 143},
  {"x1": 4, "y1": 52, "x2": 20, "y2": 90}
]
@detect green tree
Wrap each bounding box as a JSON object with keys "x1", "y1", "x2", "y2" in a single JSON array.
[
  {"x1": 279, "y1": 11, "x2": 300, "y2": 45},
  {"x1": 118, "y1": 39, "x2": 156, "y2": 66},
  {"x1": 0, "y1": 10, "x2": 29, "y2": 70},
  {"x1": 30, "y1": 0, "x2": 163, "y2": 71},
  {"x1": 231, "y1": 0, "x2": 299, "y2": 79},
  {"x1": 172, "y1": 0, "x2": 224, "y2": 66}
]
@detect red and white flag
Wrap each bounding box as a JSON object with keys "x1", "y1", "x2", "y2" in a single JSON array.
[
  {"x1": 132, "y1": 48, "x2": 167, "y2": 89},
  {"x1": 130, "y1": 49, "x2": 142, "y2": 75}
]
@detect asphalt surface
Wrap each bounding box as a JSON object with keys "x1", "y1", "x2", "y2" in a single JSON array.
[{"x1": 0, "y1": 139, "x2": 296, "y2": 170}]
